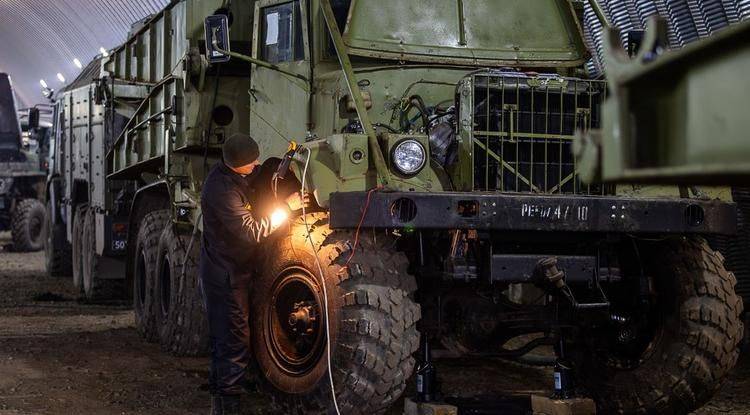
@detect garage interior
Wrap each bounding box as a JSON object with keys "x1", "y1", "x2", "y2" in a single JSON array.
[{"x1": 1, "y1": 1, "x2": 749, "y2": 414}]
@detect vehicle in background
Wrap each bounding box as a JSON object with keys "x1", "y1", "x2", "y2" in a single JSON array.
[
  {"x1": 0, "y1": 73, "x2": 49, "y2": 252},
  {"x1": 46, "y1": 1, "x2": 744, "y2": 414}
]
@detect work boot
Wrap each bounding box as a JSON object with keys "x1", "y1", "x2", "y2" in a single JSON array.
[{"x1": 210, "y1": 394, "x2": 241, "y2": 415}]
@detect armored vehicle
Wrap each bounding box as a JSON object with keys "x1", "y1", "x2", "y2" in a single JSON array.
[
  {"x1": 0, "y1": 73, "x2": 49, "y2": 252},
  {"x1": 47, "y1": 1, "x2": 743, "y2": 414}
]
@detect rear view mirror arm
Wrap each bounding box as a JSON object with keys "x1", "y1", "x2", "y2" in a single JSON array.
[{"x1": 210, "y1": 29, "x2": 309, "y2": 84}]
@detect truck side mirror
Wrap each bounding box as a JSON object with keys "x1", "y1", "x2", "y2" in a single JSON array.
[
  {"x1": 27, "y1": 107, "x2": 40, "y2": 130},
  {"x1": 204, "y1": 15, "x2": 231, "y2": 63}
]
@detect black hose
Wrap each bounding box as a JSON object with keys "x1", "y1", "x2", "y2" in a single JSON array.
[
  {"x1": 399, "y1": 94, "x2": 430, "y2": 132},
  {"x1": 373, "y1": 123, "x2": 399, "y2": 133}
]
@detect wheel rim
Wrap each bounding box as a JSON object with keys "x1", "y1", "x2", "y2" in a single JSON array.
[
  {"x1": 29, "y1": 212, "x2": 43, "y2": 245},
  {"x1": 160, "y1": 254, "x2": 172, "y2": 317},
  {"x1": 266, "y1": 267, "x2": 326, "y2": 376}
]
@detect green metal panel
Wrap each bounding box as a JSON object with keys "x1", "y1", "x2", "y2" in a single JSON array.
[
  {"x1": 105, "y1": 1, "x2": 188, "y2": 83},
  {"x1": 343, "y1": 0, "x2": 588, "y2": 67},
  {"x1": 106, "y1": 0, "x2": 254, "y2": 180},
  {"x1": 578, "y1": 17, "x2": 750, "y2": 184}
]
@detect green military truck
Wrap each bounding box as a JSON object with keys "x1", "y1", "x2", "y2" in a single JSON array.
[
  {"x1": 46, "y1": 1, "x2": 743, "y2": 413},
  {"x1": 0, "y1": 73, "x2": 49, "y2": 252}
]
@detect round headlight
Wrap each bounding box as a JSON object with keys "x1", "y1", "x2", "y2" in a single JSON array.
[{"x1": 392, "y1": 140, "x2": 426, "y2": 175}]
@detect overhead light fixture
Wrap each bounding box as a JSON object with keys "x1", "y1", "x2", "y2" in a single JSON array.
[
  {"x1": 39, "y1": 79, "x2": 48, "y2": 88},
  {"x1": 57, "y1": 73, "x2": 66, "y2": 83},
  {"x1": 99, "y1": 47, "x2": 109, "y2": 57},
  {"x1": 73, "y1": 58, "x2": 82, "y2": 68}
]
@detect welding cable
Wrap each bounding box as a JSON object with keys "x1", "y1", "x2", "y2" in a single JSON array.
[
  {"x1": 299, "y1": 147, "x2": 342, "y2": 415},
  {"x1": 341, "y1": 186, "x2": 380, "y2": 272}
]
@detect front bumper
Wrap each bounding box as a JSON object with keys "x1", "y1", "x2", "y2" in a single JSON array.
[{"x1": 329, "y1": 191, "x2": 736, "y2": 234}]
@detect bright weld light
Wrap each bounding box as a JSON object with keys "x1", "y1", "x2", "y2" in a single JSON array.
[
  {"x1": 56, "y1": 73, "x2": 66, "y2": 83},
  {"x1": 39, "y1": 79, "x2": 48, "y2": 88},
  {"x1": 73, "y1": 58, "x2": 83, "y2": 69},
  {"x1": 271, "y1": 208, "x2": 289, "y2": 228},
  {"x1": 99, "y1": 47, "x2": 109, "y2": 57}
]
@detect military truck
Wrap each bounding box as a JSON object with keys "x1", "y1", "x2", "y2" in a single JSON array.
[
  {"x1": 47, "y1": 1, "x2": 743, "y2": 414},
  {"x1": 0, "y1": 73, "x2": 49, "y2": 252}
]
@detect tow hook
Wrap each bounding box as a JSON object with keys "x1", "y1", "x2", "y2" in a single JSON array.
[{"x1": 535, "y1": 257, "x2": 610, "y2": 310}]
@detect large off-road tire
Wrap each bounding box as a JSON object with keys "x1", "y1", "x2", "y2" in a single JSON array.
[
  {"x1": 155, "y1": 222, "x2": 209, "y2": 356},
  {"x1": 82, "y1": 208, "x2": 123, "y2": 301},
  {"x1": 251, "y1": 213, "x2": 420, "y2": 415},
  {"x1": 133, "y1": 210, "x2": 170, "y2": 342},
  {"x1": 576, "y1": 237, "x2": 744, "y2": 414},
  {"x1": 71, "y1": 204, "x2": 88, "y2": 292},
  {"x1": 11, "y1": 198, "x2": 46, "y2": 252},
  {"x1": 45, "y1": 200, "x2": 72, "y2": 277}
]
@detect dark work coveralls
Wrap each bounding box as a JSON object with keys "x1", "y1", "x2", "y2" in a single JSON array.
[{"x1": 199, "y1": 162, "x2": 273, "y2": 396}]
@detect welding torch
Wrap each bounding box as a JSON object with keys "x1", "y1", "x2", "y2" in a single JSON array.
[{"x1": 270, "y1": 141, "x2": 306, "y2": 228}]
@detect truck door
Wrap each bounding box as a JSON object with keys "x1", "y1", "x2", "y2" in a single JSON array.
[{"x1": 250, "y1": 0, "x2": 311, "y2": 159}]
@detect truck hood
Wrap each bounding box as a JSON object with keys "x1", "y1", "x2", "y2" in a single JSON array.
[{"x1": 343, "y1": 0, "x2": 589, "y2": 67}]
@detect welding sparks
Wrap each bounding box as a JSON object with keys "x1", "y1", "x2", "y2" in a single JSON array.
[{"x1": 270, "y1": 208, "x2": 289, "y2": 229}]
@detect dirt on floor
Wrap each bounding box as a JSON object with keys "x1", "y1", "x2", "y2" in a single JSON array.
[{"x1": 0, "y1": 232, "x2": 748, "y2": 415}]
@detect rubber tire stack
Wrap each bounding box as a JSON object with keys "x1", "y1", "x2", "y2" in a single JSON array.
[
  {"x1": 252, "y1": 213, "x2": 421, "y2": 415},
  {"x1": 133, "y1": 210, "x2": 170, "y2": 342},
  {"x1": 11, "y1": 198, "x2": 46, "y2": 252},
  {"x1": 575, "y1": 237, "x2": 744, "y2": 414},
  {"x1": 155, "y1": 222, "x2": 209, "y2": 356}
]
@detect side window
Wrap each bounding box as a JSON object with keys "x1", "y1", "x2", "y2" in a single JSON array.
[{"x1": 260, "y1": 1, "x2": 304, "y2": 64}]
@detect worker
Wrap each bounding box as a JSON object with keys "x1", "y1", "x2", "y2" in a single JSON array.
[{"x1": 200, "y1": 133, "x2": 304, "y2": 414}]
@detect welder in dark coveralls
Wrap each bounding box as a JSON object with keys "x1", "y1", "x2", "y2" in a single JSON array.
[{"x1": 200, "y1": 133, "x2": 304, "y2": 414}]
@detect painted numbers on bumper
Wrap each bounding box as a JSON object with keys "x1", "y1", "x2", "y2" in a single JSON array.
[{"x1": 329, "y1": 192, "x2": 736, "y2": 234}]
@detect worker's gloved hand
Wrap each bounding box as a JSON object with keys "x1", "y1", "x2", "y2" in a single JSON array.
[{"x1": 285, "y1": 192, "x2": 311, "y2": 211}]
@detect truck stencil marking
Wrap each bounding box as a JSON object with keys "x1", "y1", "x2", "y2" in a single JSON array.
[{"x1": 520, "y1": 204, "x2": 588, "y2": 222}]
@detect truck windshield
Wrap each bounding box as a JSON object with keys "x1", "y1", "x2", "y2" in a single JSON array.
[{"x1": 338, "y1": 0, "x2": 588, "y2": 67}]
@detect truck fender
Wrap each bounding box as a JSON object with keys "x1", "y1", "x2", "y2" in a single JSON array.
[
  {"x1": 124, "y1": 181, "x2": 171, "y2": 299},
  {"x1": 45, "y1": 175, "x2": 62, "y2": 226}
]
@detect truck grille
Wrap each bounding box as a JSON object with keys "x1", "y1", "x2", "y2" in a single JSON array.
[{"x1": 465, "y1": 72, "x2": 610, "y2": 195}]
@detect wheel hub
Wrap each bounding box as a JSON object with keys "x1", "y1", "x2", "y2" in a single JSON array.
[
  {"x1": 267, "y1": 270, "x2": 325, "y2": 376},
  {"x1": 29, "y1": 215, "x2": 43, "y2": 243},
  {"x1": 288, "y1": 301, "x2": 318, "y2": 335}
]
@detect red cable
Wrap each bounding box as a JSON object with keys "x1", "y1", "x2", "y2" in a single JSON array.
[{"x1": 342, "y1": 186, "x2": 381, "y2": 272}]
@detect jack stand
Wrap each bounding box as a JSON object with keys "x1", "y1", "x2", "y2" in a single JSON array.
[
  {"x1": 552, "y1": 338, "x2": 574, "y2": 399},
  {"x1": 404, "y1": 338, "x2": 458, "y2": 415},
  {"x1": 415, "y1": 337, "x2": 436, "y2": 402},
  {"x1": 531, "y1": 336, "x2": 596, "y2": 415}
]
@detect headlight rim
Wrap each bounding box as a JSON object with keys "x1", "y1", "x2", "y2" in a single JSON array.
[{"x1": 391, "y1": 138, "x2": 427, "y2": 176}]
